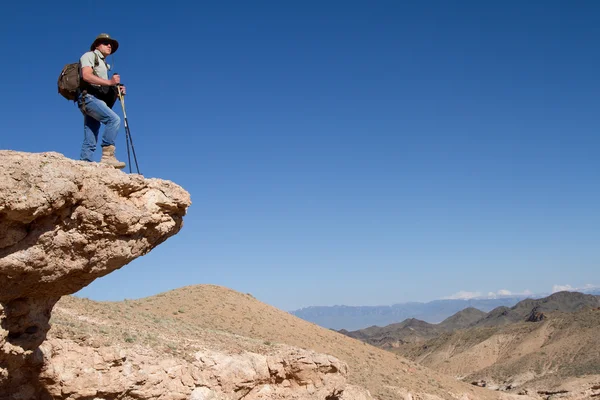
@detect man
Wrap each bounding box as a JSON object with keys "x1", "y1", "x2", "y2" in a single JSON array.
[{"x1": 77, "y1": 33, "x2": 126, "y2": 169}]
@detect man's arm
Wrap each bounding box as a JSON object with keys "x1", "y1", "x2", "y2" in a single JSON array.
[{"x1": 81, "y1": 66, "x2": 119, "y2": 86}]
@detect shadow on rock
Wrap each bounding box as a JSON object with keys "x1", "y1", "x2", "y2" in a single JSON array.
[{"x1": 0, "y1": 348, "x2": 53, "y2": 400}]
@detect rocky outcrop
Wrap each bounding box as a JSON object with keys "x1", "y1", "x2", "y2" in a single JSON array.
[
  {"x1": 525, "y1": 308, "x2": 546, "y2": 323},
  {"x1": 0, "y1": 151, "x2": 372, "y2": 400},
  {"x1": 518, "y1": 381, "x2": 600, "y2": 400},
  {"x1": 38, "y1": 340, "x2": 371, "y2": 400},
  {"x1": 0, "y1": 151, "x2": 191, "y2": 398}
]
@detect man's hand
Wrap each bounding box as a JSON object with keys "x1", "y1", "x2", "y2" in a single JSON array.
[
  {"x1": 82, "y1": 66, "x2": 117, "y2": 87},
  {"x1": 118, "y1": 85, "x2": 127, "y2": 96}
]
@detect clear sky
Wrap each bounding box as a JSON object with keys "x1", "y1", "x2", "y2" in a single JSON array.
[{"x1": 1, "y1": 1, "x2": 598, "y2": 311}]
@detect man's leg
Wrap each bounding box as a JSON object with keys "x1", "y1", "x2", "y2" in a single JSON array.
[
  {"x1": 80, "y1": 94, "x2": 125, "y2": 169},
  {"x1": 81, "y1": 95, "x2": 121, "y2": 145},
  {"x1": 80, "y1": 113, "x2": 100, "y2": 162}
]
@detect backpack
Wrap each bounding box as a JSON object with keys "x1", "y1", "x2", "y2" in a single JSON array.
[{"x1": 57, "y1": 53, "x2": 100, "y2": 101}]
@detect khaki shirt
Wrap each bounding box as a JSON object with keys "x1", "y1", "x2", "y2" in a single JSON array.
[{"x1": 80, "y1": 49, "x2": 110, "y2": 81}]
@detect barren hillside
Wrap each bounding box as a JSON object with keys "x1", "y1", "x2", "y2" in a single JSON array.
[
  {"x1": 393, "y1": 309, "x2": 600, "y2": 395},
  {"x1": 335, "y1": 292, "x2": 600, "y2": 398},
  {"x1": 340, "y1": 308, "x2": 488, "y2": 348},
  {"x1": 53, "y1": 285, "x2": 532, "y2": 400},
  {"x1": 341, "y1": 292, "x2": 600, "y2": 349},
  {"x1": 472, "y1": 292, "x2": 600, "y2": 328}
]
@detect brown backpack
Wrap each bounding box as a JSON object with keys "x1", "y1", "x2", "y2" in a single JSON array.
[{"x1": 57, "y1": 53, "x2": 100, "y2": 101}]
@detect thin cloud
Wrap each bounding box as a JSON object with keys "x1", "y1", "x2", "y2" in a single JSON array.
[
  {"x1": 486, "y1": 289, "x2": 530, "y2": 299},
  {"x1": 445, "y1": 289, "x2": 533, "y2": 300},
  {"x1": 553, "y1": 284, "x2": 599, "y2": 293},
  {"x1": 444, "y1": 291, "x2": 482, "y2": 300},
  {"x1": 444, "y1": 285, "x2": 596, "y2": 301},
  {"x1": 552, "y1": 284, "x2": 574, "y2": 293}
]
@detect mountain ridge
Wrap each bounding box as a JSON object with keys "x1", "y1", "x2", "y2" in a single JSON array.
[
  {"x1": 291, "y1": 288, "x2": 600, "y2": 330},
  {"x1": 339, "y1": 291, "x2": 600, "y2": 346},
  {"x1": 291, "y1": 297, "x2": 531, "y2": 330},
  {"x1": 338, "y1": 291, "x2": 600, "y2": 397}
]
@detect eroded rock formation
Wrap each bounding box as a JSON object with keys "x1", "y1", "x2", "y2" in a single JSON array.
[
  {"x1": 0, "y1": 150, "x2": 372, "y2": 400},
  {"x1": 38, "y1": 340, "x2": 371, "y2": 400},
  {"x1": 0, "y1": 150, "x2": 191, "y2": 398}
]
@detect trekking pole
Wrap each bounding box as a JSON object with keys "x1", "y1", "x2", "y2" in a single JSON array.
[
  {"x1": 124, "y1": 116, "x2": 132, "y2": 172},
  {"x1": 114, "y1": 79, "x2": 141, "y2": 174}
]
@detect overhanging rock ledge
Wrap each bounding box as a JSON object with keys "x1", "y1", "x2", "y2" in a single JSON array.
[{"x1": 0, "y1": 150, "x2": 191, "y2": 396}]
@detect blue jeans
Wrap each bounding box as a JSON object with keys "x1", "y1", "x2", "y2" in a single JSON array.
[{"x1": 77, "y1": 94, "x2": 121, "y2": 162}]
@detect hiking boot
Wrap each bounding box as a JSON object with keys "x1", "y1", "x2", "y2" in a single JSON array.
[{"x1": 100, "y1": 145, "x2": 126, "y2": 169}]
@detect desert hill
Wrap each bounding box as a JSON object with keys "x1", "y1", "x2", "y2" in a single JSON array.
[
  {"x1": 339, "y1": 308, "x2": 488, "y2": 349},
  {"x1": 340, "y1": 292, "x2": 600, "y2": 348},
  {"x1": 340, "y1": 318, "x2": 440, "y2": 348},
  {"x1": 397, "y1": 307, "x2": 600, "y2": 397},
  {"x1": 339, "y1": 291, "x2": 600, "y2": 398},
  {"x1": 440, "y1": 308, "x2": 489, "y2": 330},
  {"x1": 54, "y1": 284, "x2": 531, "y2": 400},
  {"x1": 472, "y1": 291, "x2": 600, "y2": 328}
]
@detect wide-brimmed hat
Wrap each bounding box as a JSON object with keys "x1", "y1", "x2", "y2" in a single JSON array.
[{"x1": 90, "y1": 33, "x2": 119, "y2": 54}]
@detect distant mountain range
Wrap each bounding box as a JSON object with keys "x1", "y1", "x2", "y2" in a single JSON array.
[
  {"x1": 583, "y1": 287, "x2": 600, "y2": 296},
  {"x1": 337, "y1": 306, "x2": 488, "y2": 347},
  {"x1": 340, "y1": 291, "x2": 600, "y2": 347},
  {"x1": 337, "y1": 291, "x2": 600, "y2": 395},
  {"x1": 290, "y1": 288, "x2": 600, "y2": 330}
]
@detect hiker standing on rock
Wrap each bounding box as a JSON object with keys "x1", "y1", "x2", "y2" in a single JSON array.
[{"x1": 77, "y1": 33, "x2": 126, "y2": 169}]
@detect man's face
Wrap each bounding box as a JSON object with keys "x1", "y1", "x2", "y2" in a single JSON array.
[{"x1": 97, "y1": 41, "x2": 112, "y2": 56}]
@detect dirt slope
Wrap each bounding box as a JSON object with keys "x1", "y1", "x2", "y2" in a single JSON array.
[
  {"x1": 440, "y1": 308, "x2": 488, "y2": 330},
  {"x1": 54, "y1": 285, "x2": 531, "y2": 400},
  {"x1": 393, "y1": 308, "x2": 600, "y2": 393}
]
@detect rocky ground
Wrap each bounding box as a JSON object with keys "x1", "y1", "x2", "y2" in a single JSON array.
[
  {"x1": 47, "y1": 285, "x2": 536, "y2": 400},
  {"x1": 45, "y1": 295, "x2": 370, "y2": 400}
]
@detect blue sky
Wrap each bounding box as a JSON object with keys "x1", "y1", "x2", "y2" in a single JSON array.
[{"x1": 1, "y1": 1, "x2": 598, "y2": 311}]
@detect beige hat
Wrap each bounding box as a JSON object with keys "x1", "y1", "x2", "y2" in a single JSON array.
[{"x1": 90, "y1": 33, "x2": 119, "y2": 54}]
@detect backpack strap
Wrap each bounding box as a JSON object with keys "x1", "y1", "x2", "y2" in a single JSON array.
[
  {"x1": 93, "y1": 52, "x2": 100, "y2": 77},
  {"x1": 80, "y1": 52, "x2": 103, "y2": 110},
  {"x1": 90, "y1": 51, "x2": 109, "y2": 75}
]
